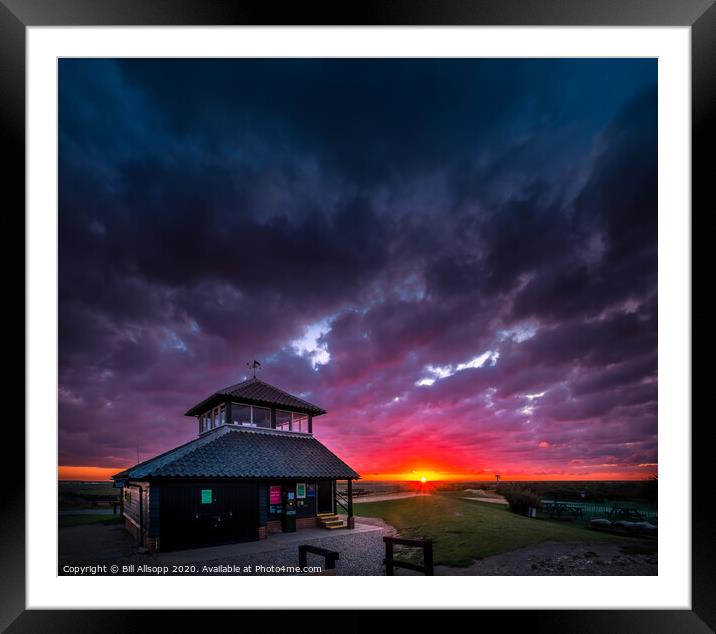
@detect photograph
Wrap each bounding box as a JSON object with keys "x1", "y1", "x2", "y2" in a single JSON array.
[{"x1": 56, "y1": 57, "x2": 661, "y2": 578}]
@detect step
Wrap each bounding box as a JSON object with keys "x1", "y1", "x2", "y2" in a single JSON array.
[
  {"x1": 325, "y1": 523, "x2": 346, "y2": 530},
  {"x1": 317, "y1": 512, "x2": 336, "y2": 517},
  {"x1": 319, "y1": 515, "x2": 339, "y2": 522},
  {"x1": 322, "y1": 520, "x2": 344, "y2": 527}
]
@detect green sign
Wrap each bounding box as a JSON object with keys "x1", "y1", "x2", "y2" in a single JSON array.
[
  {"x1": 201, "y1": 489, "x2": 213, "y2": 504},
  {"x1": 296, "y1": 483, "x2": 306, "y2": 499}
]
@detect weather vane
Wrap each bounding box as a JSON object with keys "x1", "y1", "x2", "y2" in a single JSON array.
[{"x1": 247, "y1": 360, "x2": 262, "y2": 378}]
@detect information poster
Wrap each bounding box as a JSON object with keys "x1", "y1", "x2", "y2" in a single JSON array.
[
  {"x1": 269, "y1": 485, "x2": 282, "y2": 504},
  {"x1": 296, "y1": 482, "x2": 306, "y2": 498}
]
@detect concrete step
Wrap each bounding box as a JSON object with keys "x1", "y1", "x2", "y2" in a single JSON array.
[{"x1": 325, "y1": 522, "x2": 346, "y2": 530}]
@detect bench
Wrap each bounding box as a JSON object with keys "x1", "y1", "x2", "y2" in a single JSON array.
[
  {"x1": 298, "y1": 544, "x2": 340, "y2": 575},
  {"x1": 383, "y1": 537, "x2": 434, "y2": 576}
]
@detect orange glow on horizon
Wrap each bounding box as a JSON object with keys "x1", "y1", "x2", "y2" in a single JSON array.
[
  {"x1": 58, "y1": 465, "x2": 125, "y2": 481},
  {"x1": 58, "y1": 463, "x2": 655, "y2": 483},
  {"x1": 359, "y1": 471, "x2": 652, "y2": 482}
]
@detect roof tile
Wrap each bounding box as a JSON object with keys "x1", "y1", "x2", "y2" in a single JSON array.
[
  {"x1": 185, "y1": 377, "x2": 326, "y2": 416},
  {"x1": 113, "y1": 426, "x2": 359, "y2": 480}
]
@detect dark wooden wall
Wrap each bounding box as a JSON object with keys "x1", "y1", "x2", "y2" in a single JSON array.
[{"x1": 122, "y1": 480, "x2": 152, "y2": 535}]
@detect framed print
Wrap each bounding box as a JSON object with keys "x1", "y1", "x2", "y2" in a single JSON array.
[{"x1": 5, "y1": 0, "x2": 712, "y2": 629}]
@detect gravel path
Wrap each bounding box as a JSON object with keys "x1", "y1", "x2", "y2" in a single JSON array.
[
  {"x1": 460, "y1": 496, "x2": 508, "y2": 505},
  {"x1": 59, "y1": 519, "x2": 395, "y2": 576},
  {"x1": 434, "y1": 541, "x2": 657, "y2": 576},
  {"x1": 194, "y1": 521, "x2": 393, "y2": 575},
  {"x1": 59, "y1": 521, "x2": 655, "y2": 576}
]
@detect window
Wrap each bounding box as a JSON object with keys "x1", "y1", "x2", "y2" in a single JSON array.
[
  {"x1": 275, "y1": 411, "x2": 309, "y2": 432},
  {"x1": 293, "y1": 413, "x2": 308, "y2": 433},
  {"x1": 276, "y1": 410, "x2": 292, "y2": 431},
  {"x1": 211, "y1": 406, "x2": 225, "y2": 428},
  {"x1": 252, "y1": 407, "x2": 271, "y2": 428},
  {"x1": 231, "y1": 404, "x2": 252, "y2": 426},
  {"x1": 231, "y1": 404, "x2": 270, "y2": 427}
]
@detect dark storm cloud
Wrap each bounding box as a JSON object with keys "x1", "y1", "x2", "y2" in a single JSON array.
[{"x1": 59, "y1": 58, "x2": 657, "y2": 477}]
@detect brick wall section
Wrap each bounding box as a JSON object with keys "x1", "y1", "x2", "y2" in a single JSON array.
[
  {"x1": 145, "y1": 536, "x2": 160, "y2": 553},
  {"x1": 265, "y1": 517, "x2": 320, "y2": 536},
  {"x1": 296, "y1": 517, "x2": 320, "y2": 529}
]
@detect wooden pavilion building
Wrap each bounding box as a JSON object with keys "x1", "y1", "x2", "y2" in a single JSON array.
[{"x1": 112, "y1": 377, "x2": 359, "y2": 552}]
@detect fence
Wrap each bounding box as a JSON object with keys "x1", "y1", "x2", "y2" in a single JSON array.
[
  {"x1": 383, "y1": 537, "x2": 434, "y2": 575},
  {"x1": 541, "y1": 500, "x2": 658, "y2": 523}
]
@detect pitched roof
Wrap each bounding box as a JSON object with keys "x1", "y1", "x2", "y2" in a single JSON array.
[
  {"x1": 112, "y1": 426, "x2": 359, "y2": 480},
  {"x1": 184, "y1": 377, "x2": 327, "y2": 417}
]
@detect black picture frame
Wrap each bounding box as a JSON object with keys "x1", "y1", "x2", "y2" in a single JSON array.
[{"x1": 3, "y1": 0, "x2": 709, "y2": 630}]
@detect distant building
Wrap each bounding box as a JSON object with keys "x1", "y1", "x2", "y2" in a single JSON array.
[{"x1": 112, "y1": 377, "x2": 359, "y2": 552}]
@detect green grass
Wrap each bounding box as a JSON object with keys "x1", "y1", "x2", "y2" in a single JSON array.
[
  {"x1": 59, "y1": 481, "x2": 121, "y2": 510},
  {"x1": 58, "y1": 514, "x2": 123, "y2": 528},
  {"x1": 355, "y1": 492, "x2": 640, "y2": 567}
]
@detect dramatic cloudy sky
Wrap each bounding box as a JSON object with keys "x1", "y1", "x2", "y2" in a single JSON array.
[{"x1": 58, "y1": 58, "x2": 657, "y2": 481}]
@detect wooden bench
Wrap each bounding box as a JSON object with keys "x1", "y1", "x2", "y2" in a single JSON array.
[
  {"x1": 383, "y1": 537, "x2": 434, "y2": 575},
  {"x1": 298, "y1": 544, "x2": 340, "y2": 575}
]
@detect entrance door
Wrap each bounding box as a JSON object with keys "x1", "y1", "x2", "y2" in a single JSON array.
[
  {"x1": 317, "y1": 480, "x2": 334, "y2": 514},
  {"x1": 160, "y1": 480, "x2": 259, "y2": 551}
]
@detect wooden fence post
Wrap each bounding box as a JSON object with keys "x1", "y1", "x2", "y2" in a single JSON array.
[
  {"x1": 424, "y1": 540, "x2": 434, "y2": 576},
  {"x1": 385, "y1": 540, "x2": 394, "y2": 575}
]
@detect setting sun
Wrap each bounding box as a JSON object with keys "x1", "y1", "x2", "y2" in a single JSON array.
[{"x1": 420, "y1": 476, "x2": 427, "y2": 483}]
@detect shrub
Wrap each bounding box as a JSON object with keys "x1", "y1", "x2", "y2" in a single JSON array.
[{"x1": 500, "y1": 486, "x2": 543, "y2": 517}]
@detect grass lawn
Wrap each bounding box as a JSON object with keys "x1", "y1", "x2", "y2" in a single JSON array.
[
  {"x1": 58, "y1": 514, "x2": 123, "y2": 528},
  {"x1": 354, "y1": 492, "x2": 641, "y2": 566}
]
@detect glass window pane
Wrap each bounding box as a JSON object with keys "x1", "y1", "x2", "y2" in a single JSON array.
[
  {"x1": 276, "y1": 410, "x2": 291, "y2": 431},
  {"x1": 231, "y1": 404, "x2": 252, "y2": 425},
  {"x1": 219, "y1": 406, "x2": 226, "y2": 426},
  {"x1": 252, "y1": 407, "x2": 271, "y2": 428},
  {"x1": 293, "y1": 413, "x2": 308, "y2": 432}
]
